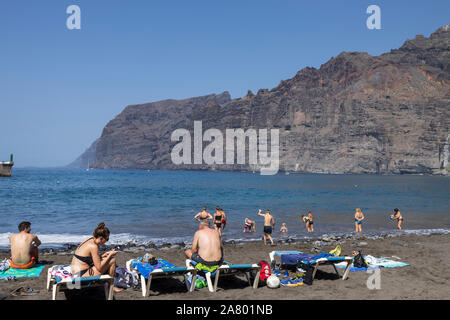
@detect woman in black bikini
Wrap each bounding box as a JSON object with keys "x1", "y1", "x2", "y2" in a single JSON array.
[
  {"x1": 194, "y1": 206, "x2": 212, "y2": 222},
  {"x1": 213, "y1": 206, "x2": 225, "y2": 237},
  {"x1": 70, "y1": 222, "x2": 118, "y2": 282}
]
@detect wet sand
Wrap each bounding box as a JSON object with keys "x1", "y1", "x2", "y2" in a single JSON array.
[{"x1": 1, "y1": 233, "x2": 450, "y2": 300}]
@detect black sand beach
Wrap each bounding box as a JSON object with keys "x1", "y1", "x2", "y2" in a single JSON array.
[{"x1": 1, "y1": 233, "x2": 450, "y2": 300}]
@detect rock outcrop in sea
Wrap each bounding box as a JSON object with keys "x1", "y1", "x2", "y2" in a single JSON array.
[{"x1": 70, "y1": 26, "x2": 450, "y2": 174}]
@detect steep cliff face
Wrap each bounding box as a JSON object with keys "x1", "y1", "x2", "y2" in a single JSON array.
[{"x1": 73, "y1": 26, "x2": 450, "y2": 174}]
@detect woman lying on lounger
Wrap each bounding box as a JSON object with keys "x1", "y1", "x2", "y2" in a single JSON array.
[{"x1": 70, "y1": 222, "x2": 118, "y2": 282}]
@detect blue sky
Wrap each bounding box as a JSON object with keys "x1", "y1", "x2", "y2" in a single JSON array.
[{"x1": 1, "y1": 0, "x2": 449, "y2": 167}]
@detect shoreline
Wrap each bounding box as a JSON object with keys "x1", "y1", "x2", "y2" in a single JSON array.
[
  {"x1": 2, "y1": 232, "x2": 450, "y2": 300},
  {"x1": 1, "y1": 227, "x2": 450, "y2": 256}
]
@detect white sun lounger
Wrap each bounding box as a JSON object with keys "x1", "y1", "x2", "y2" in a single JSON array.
[
  {"x1": 126, "y1": 259, "x2": 197, "y2": 297},
  {"x1": 269, "y1": 251, "x2": 353, "y2": 281},
  {"x1": 46, "y1": 265, "x2": 114, "y2": 300},
  {"x1": 185, "y1": 259, "x2": 261, "y2": 292}
]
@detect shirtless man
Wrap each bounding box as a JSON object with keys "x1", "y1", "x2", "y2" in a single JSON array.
[
  {"x1": 257, "y1": 209, "x2": 275, "y2": 245},
  {"x1": 184, "y1": 220, "x2": 223, "y2": 267},
  {"x1": 194, "y1": 206, "x2": 213, "y2": 222},
  {"x1": 393, "y1": 208, "x2": 403, "y2": 231},
  {"x1": 9, "y1": 221, "x2": 41, "y2": 269}
]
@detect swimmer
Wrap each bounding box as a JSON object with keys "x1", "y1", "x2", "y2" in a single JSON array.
[
  {"x1": 213, "y1": 206, "x2": 225, "y2": 237},
  {"x1": 301, "y1": 211, "x2": 314, "y2": 232},
  {"x1": 258, "y1": 209, "x2": 275, "y2": 245},
  {"x1": 243, "y1": 218, "x2": 255, "y2": 233},
  {"x1": 194, "y1": 206, "x2": 212, "y2": 223},
  {"x1": 392, "y1": 208, "x2": 403, "y2": 231},
  {"x1": 280, "y1": 223, "x2": 288, "y2": 233},
  {"x1": 354, "y1": 208, "x2": 364, "y2": 233},
  {"x1": 220, "y1": 207, "x2": 227, "y2": 230}
]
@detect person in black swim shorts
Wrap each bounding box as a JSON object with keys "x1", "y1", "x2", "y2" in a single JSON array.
[{"x1": 258, "y1": 209, "x2": 275, "y2": 245}]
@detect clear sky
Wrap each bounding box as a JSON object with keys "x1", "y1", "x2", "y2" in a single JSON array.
[{"x1": 1, "y1": 0, "x2": 449, "y2": 167}]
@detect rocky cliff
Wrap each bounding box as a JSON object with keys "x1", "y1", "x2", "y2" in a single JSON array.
[{"x1": 72, "y1": 26, "x2": 450, "y2": 174}]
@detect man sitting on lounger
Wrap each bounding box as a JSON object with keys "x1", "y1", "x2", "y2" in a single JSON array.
[
  {"x1": 9, "y1": 221, "x2": 41, "y2": 269},
  {"x1": 185, "y1": 220, "x2": 223, "y2": 268}
]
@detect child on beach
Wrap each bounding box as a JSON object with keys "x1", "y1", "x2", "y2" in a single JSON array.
[
  {"x1": 354, "y1": 208, "x2": 364, "y2": 233},
  {"x1": 392, "y1": 208, "x2": 403, "y2": 231},
  {"x1": 280, "y1": 223, "x2": 288, "y2": 233},
  {"x1": 243, "y1": 218, "x2": 255, "y2": 232},
  {"x1": 302, "y1": 211, "x2": 314, "y2": 232},
  {"x1": 258, "y1": 209, "x2": 275, "y2": 245}
]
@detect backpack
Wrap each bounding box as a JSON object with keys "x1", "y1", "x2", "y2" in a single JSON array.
[
  {"x1": 259, "y1": 260, "x2": 271, "y2": 281},
  {"x1": 296, "y1": 261, "x2": 314, "y2": 285},
  {"x1": 250, "y1": 260, "x2": 271, "y2": 287},
  {"x1": 353, "y1": 251, "x2": 368, "y2": 268}
]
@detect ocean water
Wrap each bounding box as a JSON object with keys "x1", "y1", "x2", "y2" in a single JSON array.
[{"x1": 0, "y1": 168, "x2": 449, "y2": 248}]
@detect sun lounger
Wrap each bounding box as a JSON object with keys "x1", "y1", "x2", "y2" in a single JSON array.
[
  {"x1": 269, "y1": 251, "x2": 353, "y2": 281},
  {"x1": 46, "y1": 265, "x2": 114, "y2": 300},
  {"x1": 126, "y1": 259, "x2": 197, "y2": 297},
  {"x1": 186, "y1": 259, "x2": 261, "y2": 292}
]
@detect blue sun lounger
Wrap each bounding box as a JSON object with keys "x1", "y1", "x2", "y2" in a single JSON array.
[
  {"x1": 269, "y1": 251, "x2": 353, "y2": 281},
  {"x1": 126, "y1": 259, "x2": 197, "y2": 297},
  {"x1": 46, "y1": 265, "x2": 114, "y2": 300},
  {"x1": 186, "y1": 259, "x2": 261, "y2": 292}
]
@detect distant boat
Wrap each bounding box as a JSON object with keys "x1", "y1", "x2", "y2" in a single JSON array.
[
  {"x1": 0, "y1": 154, "x2": 14, "y2": 177},
  {"x1": 86, "y1": 160, "x2": 92, "y2": 171}
]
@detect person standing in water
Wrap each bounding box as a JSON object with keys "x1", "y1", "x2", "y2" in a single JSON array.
[
  {"x1": 220, "y1": 207, "x2": 227, "y2": 230},
  {"x1": 194, "y1": 206, "x2": 212, "y2": 223},
  {"x1": 258, "y1": 209, "x2": 275, "y2": 245},
  {"x1": 301, "y1": 211, "x2": 314, "y2": 232},
  {"x1": 213, "y1": 206, "x2": 225, "y2": 237},
  {"x1": 354, "y1": 208, "x2": 364, "y2": 233},
  {"x1": 392, "y1": 208, "x2": 404, "y2": 231}
]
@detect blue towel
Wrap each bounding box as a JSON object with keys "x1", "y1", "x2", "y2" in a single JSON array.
[
  {"x1": 0, "y1": 264, "x2": 45, "y2": 279},
  {"x1": 280, "y1": 253, "x2": 334, "y2": 265},
  {"x1": 131, "y1": 259, "x2": 177, "y2": 279}
]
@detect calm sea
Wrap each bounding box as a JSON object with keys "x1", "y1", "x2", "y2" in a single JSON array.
[{"x1": 1, "y1": 168, "x2": 449, "y2": 248}]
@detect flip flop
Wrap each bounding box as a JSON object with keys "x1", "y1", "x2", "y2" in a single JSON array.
[
  {"x1": 11, "y1": 287, "x2": 24, "y2": 296},
  {"x1": 11, "y1": 287, "x2": 39, "y2": 296}
]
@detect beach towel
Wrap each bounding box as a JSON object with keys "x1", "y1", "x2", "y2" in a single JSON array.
[
  {"x1": 335, "y1": 255, "x2": 409, "y2": 271},
  {"x1": 49, "y1": 265, "x2": 72, "y2": 281},
  {"x1": 0, "y1": 264, "x2": 45, "y2": 279},
  {"x1": 195, "y1": 263, "x2": 220, "y2": 273},
  {"x1": 363, "y1": 256, "x2": 410, "y2": 268},
  {"x1": 130, "y1": 258, "x2": 176, "y2": 279},
  {"x1": 280, "y1": 252, "x2": 334, "y2": 265}
]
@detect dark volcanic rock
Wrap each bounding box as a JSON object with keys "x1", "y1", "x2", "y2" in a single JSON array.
[{"x1": 72, "y1": 26, "x2": 450, "y2": 175}]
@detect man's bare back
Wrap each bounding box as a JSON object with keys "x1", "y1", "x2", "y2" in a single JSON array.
[
  {"x1": 10, "y1": 222, "x2": 41, "y2": 265},
  {"x1": 185, "y1": 223, "x2": 223, "y2": 264}
]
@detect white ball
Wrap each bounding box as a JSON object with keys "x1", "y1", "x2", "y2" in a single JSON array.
[{"x1": 266, "y1": 275, "x2": 280, "y2": 288}]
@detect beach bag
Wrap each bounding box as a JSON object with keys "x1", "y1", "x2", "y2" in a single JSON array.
[
  {"x1": 296, "y1": 261, "x2": 314, "y2": 285},
  {"x1": 259, "y1": 260, "x2": 271, "y2": 281},
  {"x1": 250, "y1": 260, "x2": 271, "y2": 286},
  {"x1": 114, "y1": 267, "x2": 139, "y2": 289},
  {"x1": 353, "y1": 251, "x2": 368, "y2": 268}
]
